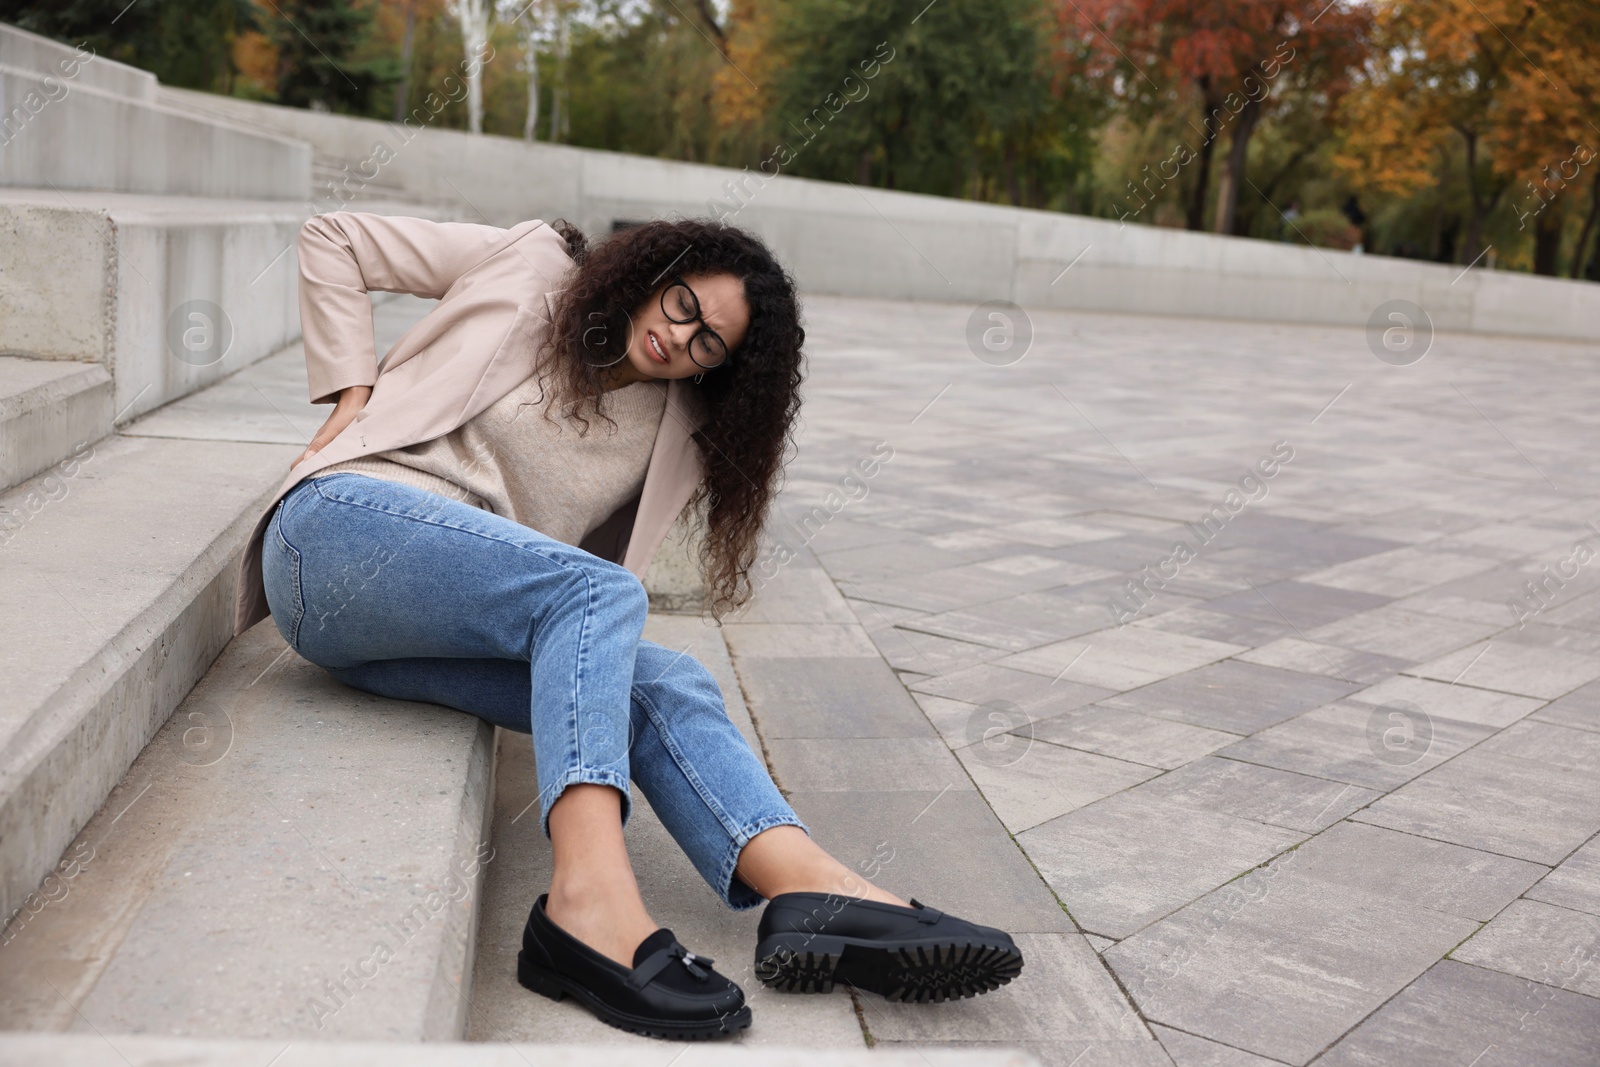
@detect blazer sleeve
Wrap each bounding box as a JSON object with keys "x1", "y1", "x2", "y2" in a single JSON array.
[{"x1": 297, "y1": 211, "x2": 555, "y2": 405}]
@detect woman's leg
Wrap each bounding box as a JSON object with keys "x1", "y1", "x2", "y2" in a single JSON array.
[
  {"x1": 265, "y1": 473, "x2": 658, "y2": 965},
  {"x1": 326, "y1": 638, "x2": 908, "y2": 911},
  {"x1": 626, "y1": 640, "x2": 908, "y2": 910}
]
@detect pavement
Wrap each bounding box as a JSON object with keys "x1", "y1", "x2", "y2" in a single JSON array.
[{"x1": 469, "y1": 291, "x2": 1600, "y2": 1066}]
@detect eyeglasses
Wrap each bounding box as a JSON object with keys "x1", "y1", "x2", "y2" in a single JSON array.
[{"x1": 661, "y1": 276, "x2": 730, "y2": 370}]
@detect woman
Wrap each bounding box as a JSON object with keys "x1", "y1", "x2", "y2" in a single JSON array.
[{"x1": 240, "y1": 210, "x2": 1023, "y2": 1040}]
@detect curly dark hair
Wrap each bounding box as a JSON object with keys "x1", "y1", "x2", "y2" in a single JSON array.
[{"x1": 537, "y1": 217, "x2": 806, "y2": 620}]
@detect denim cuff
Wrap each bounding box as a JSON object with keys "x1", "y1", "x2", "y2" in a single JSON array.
[
  {"x1": 538, "y1": 768, "x2": 634, "y2": 840},
  {"x1": 718, "y1": 812, "x2": 811, "y2": 911}
]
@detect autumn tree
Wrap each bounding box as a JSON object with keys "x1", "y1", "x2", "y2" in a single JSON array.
[
  {"x1": 1335, "y1": 0, "x2": 1537, "y2": 267},
  {"x1": 1490, "y1": 0, "x2": 1600, "y2": 276},
  {"x1": 1062, "y1": 0, "x2": 1369, "y2": 234}
]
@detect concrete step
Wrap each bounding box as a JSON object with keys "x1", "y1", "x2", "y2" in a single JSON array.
[
  {"x1": 0, "y1": 355, "x2": 111, "y2": 494},
  {"x1": 0, "y1": 1032, "x2": 1036, "y2": 1065},
  {"x1": 155, "y1": 85, "x2": 466, "y2": 213},
  {"x1": 0, "y1": 58, "x2": 309, "y2": 200},
  {"x1": 0, "y1": 299, "x2": 431, "y2": 956},
  {"x1": 0, "y1": 21, "x2": 157, "y2": 101},
  {"x1": 0, "y1": 620, "x2": 495, "y2": 1041},
  {"x1": 0, "y1": 188, "x2": 461, "y2": 427}
]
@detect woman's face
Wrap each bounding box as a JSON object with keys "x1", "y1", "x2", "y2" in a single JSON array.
[{"x1": 616, "y1": 271, "x2": 751, "y2": 384}]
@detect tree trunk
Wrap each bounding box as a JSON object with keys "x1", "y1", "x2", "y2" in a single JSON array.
[
  {"x1": 1532, "y1": 196, "x2": 1565, "y2": 276},
  {"x1": 1186, "y1": 78, "x2": 1219, "y2": 231},
  {"x1": 1570, "y1": 171, "x2": 1600, "y2": 279},
  {"x1": 1460, "y1": 128, "x2": 1488, "y2": 266},
  {"x1": 393, "y1": 0, "x2": 416, "y2": 123},
  {"x1": 454, "y1": 0, "x2": 491, "y2": 134},
  {"x1": 1213, "y1": 94, "x2": 1262, "y2": 236},
  {"x1": 550, "y1": 8, "x2": 570, "y2": 142},
  {"x1": 1003, "y1": 140, "x2": 1021, "y2": 206},
  {"x1": 522, "y1": 24, "x2": 540, "y2": 141}
]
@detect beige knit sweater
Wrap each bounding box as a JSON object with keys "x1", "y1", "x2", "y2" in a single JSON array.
[{"x1": 317, "y1": 375, "x2": 669, "y2": 547}]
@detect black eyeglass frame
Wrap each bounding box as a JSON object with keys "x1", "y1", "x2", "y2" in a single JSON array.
[{"x1": 660, "y1": 275, "x2": 733, "y2": 371}]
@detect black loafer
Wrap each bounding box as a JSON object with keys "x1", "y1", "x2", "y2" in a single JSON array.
[
  {"x1": 754, "y1": 892, "x2": 1023, "y2": 1002},
  {"x1": 518, "y1": 894, "x2": 751, "y2": 1039}
]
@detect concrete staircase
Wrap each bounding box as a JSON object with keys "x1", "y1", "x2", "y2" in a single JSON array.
[
  {"x1": 0, "y1": 18, "x2": 517, "y2": 1050},
  {"x1": 0, "y1": 21, "x2": 1034, "y2": 1064}
]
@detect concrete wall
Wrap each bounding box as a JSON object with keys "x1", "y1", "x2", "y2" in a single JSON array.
[
  {"x1": 152, "y1": 84, "x2": 1600, "y2": 344},
  {"x1": 0, "y1": 65, "x2": 308, "y2": 199},
  {"x1": 0, "y1": 21, "x2": 156, "y2": 101}
]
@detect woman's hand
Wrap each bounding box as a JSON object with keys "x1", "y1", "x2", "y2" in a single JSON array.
[{"x1": 292, "y1": 385, "x2": 372, "y2": 470}]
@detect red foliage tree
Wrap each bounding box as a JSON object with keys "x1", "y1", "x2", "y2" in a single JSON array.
[{"x1": 1060, "y1": 0, "x2": 1369, "y2": 233}]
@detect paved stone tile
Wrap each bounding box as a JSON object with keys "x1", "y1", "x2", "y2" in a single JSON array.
[
  {"x1": 814, "y1": 539, "x2": 979, "y2": 584},
  {"x1": 1316, "y1": 959, "x2": 1600, "y2": 1067},
  {"x1": 1354, "y1": 721, "x2": 1600, "y2": 864},
  {"x1": 1103, "y1": 861, "x2": 1480, "y2": 1064},
  {"x1": 1018, "y1": 792, "x2": 1302, "y2": 938},
  {"x1": 955, "y1": 740, "x2": 1159, "y2": 833},
  {"x1": 1528, "y1": 835, "x2": 1600, "y2": 916},
  {"x1": 970, "y1": 550, "x2": 1119, "y2": 586},
  {"x1": 989, "y1": 513, "x2": 1168, "y2": 548},
  {"x1": 1543, "y1": 588, "x2": 1600, "y2": 633},
  {"x1": 1288, "y1": 821, "x2": 1546, "y2": 921},
  {"x1": 1084, "y1": 934, "x2": 1117, "y2": 954},
  {"x1": 1235, "y1": 638, "x2": 1410, "y2": 685},
  {"x1": 1299, "y1": 546, "x2": 1499, "y2": 596},
  {"x1": 1101, "y1": 661, "x2": 1362, "y2": 736},
  {"x1": 867, "y1": 624, "x2": 1012, "y2": 677},
  {"x1": 721, "y1": 622, "x2": 880, "y2": 658},
  {"x1": 1306, "y1": 606, "x2": 1502, "y2": 661},
  {"x1": 766, "y1": 737, "x2": 970, "y2": 793},
  {"x1": 804, "y1": 513, "x2": 918, "y2": 554},
  {"x1": 1134, "y1": 604, "x2": 1298, "y2": 647},
  {"x1": 862, "y1": 932, "x2": 1152, "y2": 1058},
  {"x1": 998, "y1": 628, "x2": 1246, "y2": 692},
  {"x1": 898, "y1": 592, "x2": 1123, "y2": 652},
  {"x1": 839, "y1": 568, "x2": 1042, "y2": 614},
  {"x1": 1032, "y1": 707, "x2": 1239, "y2": 770},
  {"x1": 788, "y1": 790, "x2": 1075, "y2": 934},
  {"x1": 1389, "y1": 589, "x2": 1515, "y2": 625},
  {"x1": 1500, "y1": 621, "x2": 1600, "y2": 655},
  {"x1": 908, "y1": 662, "x2": 1114, "y2": 720},
  {"x1": 1532, "y1": 677, "x2": 1600, "y2": 733},
  {"x1": 1344, "y1": 674, "x2": 1545, "y2": 728},
  {"x1": 1409, "y1": 639, "x2": 1600, "y2": 699},
  {"x1": 1131, "y1": 757, "x2": 1379, "y2": 832},
  {"x1": 1151, "y1": 1024, "x2": 1284, "y2": 1066},
  {"x1": 1203, "y1": 580, "x2": 1391, "y2": 629},
  {"x1": 1451, "y1": 899, "x2": 1600, "y2": 999},
  {"x1": 1217, "y1": 701, "x2": 1494, "y2": 790},
  {"x1": 732, "y1": 564, "x2": 860, "y2": 624},
  {"x1": 730, "y1": 656, "x2": 933, "y2": 739}
]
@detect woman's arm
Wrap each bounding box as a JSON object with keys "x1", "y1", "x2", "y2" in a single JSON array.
[
  {"x1": 296, "y1": 211, "x2": 551, "y2": 406},
  {"x1": 291, "y1": 384, "x2": 371, "y2": 471}
]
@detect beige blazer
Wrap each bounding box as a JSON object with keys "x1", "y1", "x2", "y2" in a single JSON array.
[{"x1": 231, "y1": 211, "x2": 707, "y2": 637}]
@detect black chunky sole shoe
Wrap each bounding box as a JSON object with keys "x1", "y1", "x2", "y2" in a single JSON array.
[
  {"x1": 518, "y1": 894, "x2": 751, "y2": 1040},
  {"x1": 754, "y1": 892, "x2": 1024, "y2": 1003}
]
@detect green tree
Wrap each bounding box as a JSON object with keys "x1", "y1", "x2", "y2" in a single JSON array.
[
  {"x1": 764, "y1": 0, "x2": 1063, "y2": 200},
  {"x1": 268, "y1": 0, "x2": 397, "y2": 115},
  {"x1": 0, "y1": 0, "x2": 260, "y2": 93}
]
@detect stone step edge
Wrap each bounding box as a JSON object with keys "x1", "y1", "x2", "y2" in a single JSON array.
[
  {"x1": 0, "y1": 1032, "x2": 1039, "y2": 1065},
  {"x1": 0, "y1": 455, "x2": 280, "y2": 932},
  {"x1": 0, "y1": 358, "x2": 112, "y2": 494}
]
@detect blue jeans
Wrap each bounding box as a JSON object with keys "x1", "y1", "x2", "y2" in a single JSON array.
[{"x1": 260, "y1": 472, "x2": 805, "y2": 910}]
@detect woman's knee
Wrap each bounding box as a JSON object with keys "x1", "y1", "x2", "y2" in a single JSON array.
[
  {"x1": 633, "y1": 641, "x2": 721, "y2": 707},
  {"x1": 577, "y1": 557, "x2": 649, "y2": 620}
]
